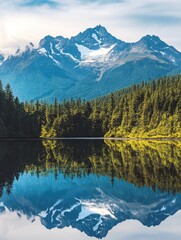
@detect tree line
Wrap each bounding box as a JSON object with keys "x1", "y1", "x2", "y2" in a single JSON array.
[
  {"x1": 40, "y1": 74, "x2": 181, "y2": 138},
  {"x1": 0, "y1": 74, "x2": 181, "y2": 138}
]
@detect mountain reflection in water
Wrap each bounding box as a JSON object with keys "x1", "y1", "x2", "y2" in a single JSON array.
[{"x1": 0, "y1": 140, "x2": 181, "y2": 239}]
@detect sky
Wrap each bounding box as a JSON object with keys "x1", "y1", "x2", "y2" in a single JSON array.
[{"x1": 0, "y1": 0, "x2": 181, "y2": 54}]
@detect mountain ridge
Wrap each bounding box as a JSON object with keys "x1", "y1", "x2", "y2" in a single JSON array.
[{"x1": 0, "y1": 25, "x2": 181, "y2": 101}]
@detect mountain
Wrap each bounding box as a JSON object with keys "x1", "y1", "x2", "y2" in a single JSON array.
[
  {"x1": 1, "y1": 173, "x2": 181, "y2": 239},
  {"x1": 0, "y1": 25, "x2": 181, "y2": 101}
]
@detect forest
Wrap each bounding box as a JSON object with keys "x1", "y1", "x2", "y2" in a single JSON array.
[
  {"x1": 0, "y1": 74, "x2": 180, "y2": 138},
  {"x1": 0, "y1": 82, "x2": 39, "y2": 137}
]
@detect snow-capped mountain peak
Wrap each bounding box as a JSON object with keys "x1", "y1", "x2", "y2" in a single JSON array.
[
  {"x1": 71, "y1": 25, "x2": 121, "y2": 50},
  {"x1": 136, "y1": 35, "x2": 170, "y2": 53},
  {"x1": 0, "y1": 25, "x2": 181, "y2": 101}
]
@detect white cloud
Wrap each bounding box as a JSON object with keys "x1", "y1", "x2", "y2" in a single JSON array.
[
  {"x1": 0, "y1": 0, "x2": 180, "y2": 54},
  {"x1": 0, "y1": 211, "x2": 96, "y2": 240},
  {"x1": 0, "y1": 210, "x2": 181, "y2": 240}
]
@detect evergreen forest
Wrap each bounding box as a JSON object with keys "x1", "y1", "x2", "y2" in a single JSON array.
[{"x1": 0, "y1": 74, "x2": 181, "y2": 138}]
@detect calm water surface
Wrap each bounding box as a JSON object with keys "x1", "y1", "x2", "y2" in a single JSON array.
[{"x1": 0, "y1": 140, "x2": 181, "y2": 240}]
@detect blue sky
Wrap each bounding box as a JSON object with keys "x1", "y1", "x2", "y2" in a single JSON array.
[
  {"x1": 20, "y1": 0, "x2": 59, "y2": 7},
  {"x1": 0, "y1": 0, "x2": 180, "y2": 54}
]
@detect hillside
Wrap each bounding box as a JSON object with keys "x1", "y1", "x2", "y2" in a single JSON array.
[
  {"x1": 104, "y1": 75, "x2": 181, "y2": 138},
  {"x1": 40, "y1": 75, "x2": 181, "y2": 138}
]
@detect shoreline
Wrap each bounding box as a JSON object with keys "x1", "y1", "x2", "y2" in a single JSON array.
[{"x1": 0, "y1": 137, "x2": 181, "y2": 142}]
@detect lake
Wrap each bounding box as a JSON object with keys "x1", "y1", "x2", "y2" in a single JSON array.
[{"x1": 0, "y1": 139, "x2": 181, "y2": 240}]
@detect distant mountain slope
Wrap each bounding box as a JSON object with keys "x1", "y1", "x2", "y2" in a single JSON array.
[{"x1": 0, "y1": 25, "x2": 181, "y2": 101}]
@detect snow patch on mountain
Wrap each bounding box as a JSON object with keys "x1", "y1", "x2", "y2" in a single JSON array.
[
  {"x1": 76, "y1": 43, "x2": 116, "y2": 64},
  {"x1": 76, "y1": 43, "x2": 115, "y2": 59},
  {"x1": 50, "y1": 42, "x2": 56, "y2": 55},
  {"x1": 170, "y1": 56, "x2": 176, "y2": 63},
  {"x1": 160, "y1": 51, "x2": 166, "y2": 56},
  {"x1": 0, "y1": 55, "x2": 9, "y2": 66},
  {"x1": 49, "y1": 55, "x2": 60, "y2": 65},
  {"x1": 38, "y1": 48, "x2": 48, "y2": 56},
  {"x1": 93, "y1": 217, "x2": 103, "y2": 231},
  {"x1": 75, "y1": 44, "x2": 92, "y2": 59},
  {"x1": 50, "y1": 200, "x2": 63, "y2": 211},
  {"x1": 161, "y1": 206, "x2": 167, "y2": 211},
  {"x1": 92, "y1": 33, "x2": 101, "y2": 45},
  {"x1": 60, "y1": 49, "x2": 79, "y2": 62},
  {"x1": 55, "y1": 42, "x2": 62, "y2": 52},
  {"x1": 39, "y1": 210, "x2": 48, "y2": 218},
  {"x1": 61, "y1": 202, "x2": 81, "y2": 216},
  {"x1": 39, "y1": 199, "x2": 63, "y2": 219},
  {"x1": 76, "y1": 200, "x2": 116, "y2": 221},
  {"x1": 89, "y1": 45, "x2": 115, "y2": 57}
]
